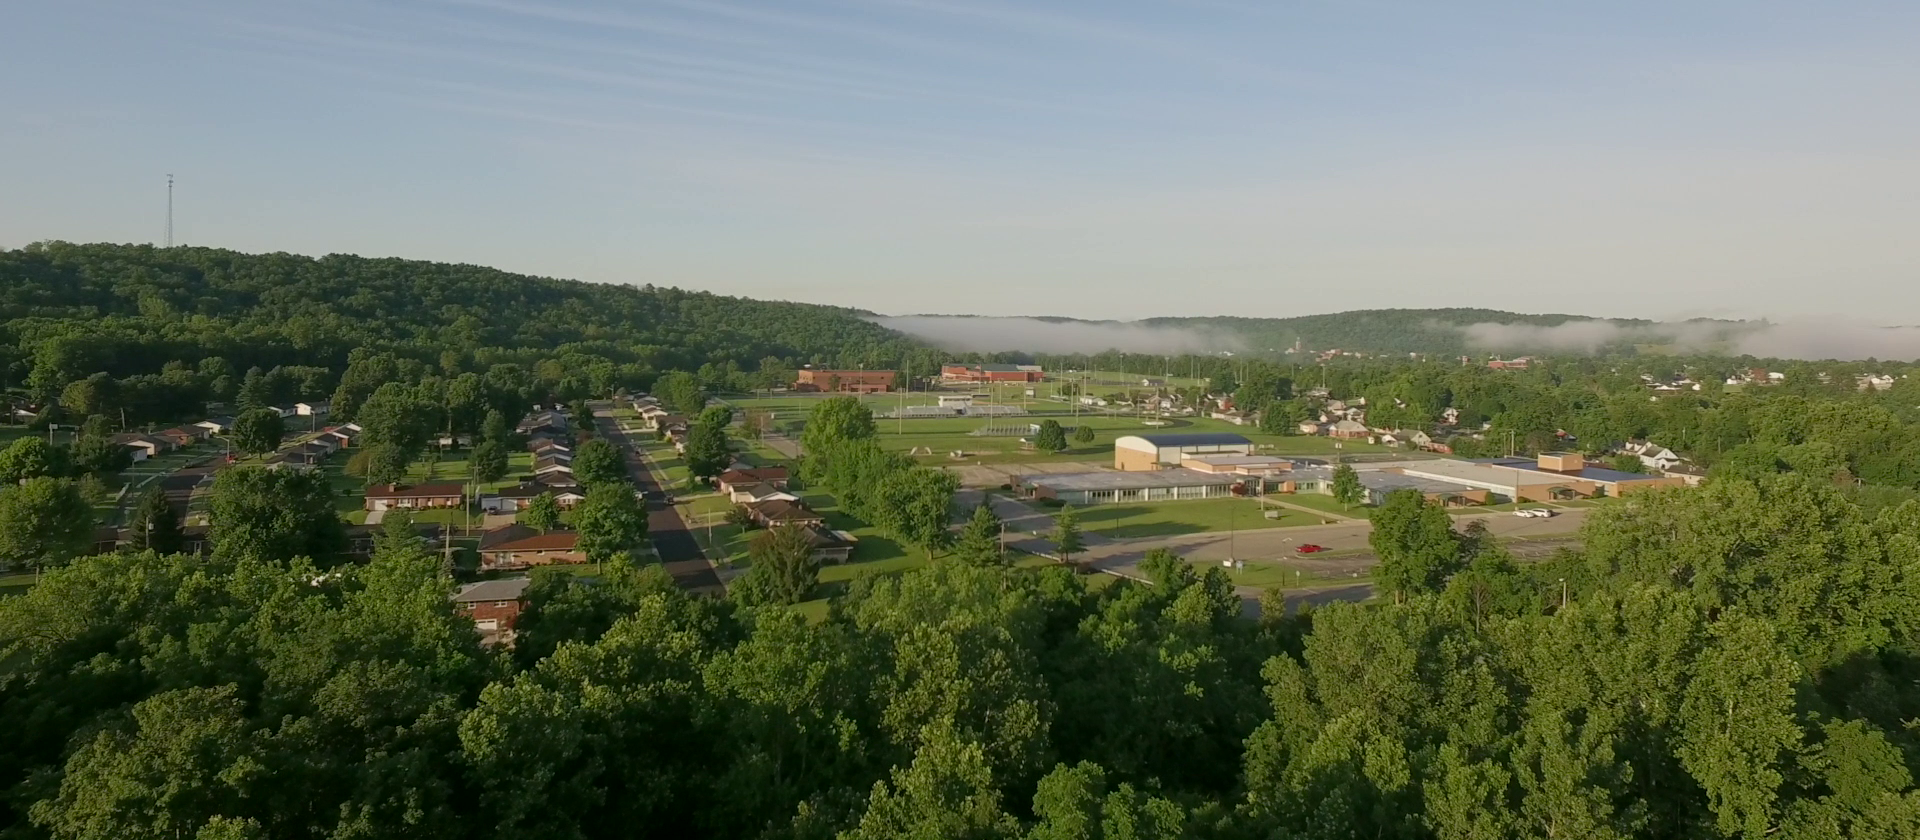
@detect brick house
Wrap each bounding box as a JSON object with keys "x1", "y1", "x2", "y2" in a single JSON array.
[
  {"x1": 745, "y1": 499, "x2": 825, "y2": 529},
  {"x1": 452, "y1": 578, "x2": 533, "y2": 639},
  {"x1": 794, "y1": 369, "x2": 896, "y2": 393},
  {"x1": 715, "y1": 467, "x2": 790, "y2": 497},
  {"x1": 363, "y1": 483, "x2": 466, "y2": 512},
  {"x1": 478, "y1": 525, "x2": 587, "y2": 570}
]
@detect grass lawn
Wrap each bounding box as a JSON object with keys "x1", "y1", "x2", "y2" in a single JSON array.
[
  {"x1": 0, "y1": 572, "x2": 35, "y2": 598},
  {"x1": 1061, "y1": 497, "x2": 1321, "y2": 539},
  {"x1": 1267, "y1": 492, "x2": 1371, "y2": 520},
  {"x1": 1194, "y1": 559, "x2": 1374, "y2": 589}
]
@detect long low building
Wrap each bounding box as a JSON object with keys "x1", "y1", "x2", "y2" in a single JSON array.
[
  {"x1": 1281, "y1": 466, "x2": 1490, "y2": 507},
  {"x1": 1023, "y1": 468, "x2": 1244, "y2": 506},
  {"x1": 1391, "y1": 453, "x2": 1683, "y2": 501}
]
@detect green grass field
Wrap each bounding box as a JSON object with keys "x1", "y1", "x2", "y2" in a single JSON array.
[
  {"x1": 724, "y1": 398, "x2": 1393, "y2": 466},
  {"x1": 1265, "y1": 491, "x2": 1370, "y2": 520},
  {"x1": 1063, "y1": 497, "x2": 1321, "y2": 539}
]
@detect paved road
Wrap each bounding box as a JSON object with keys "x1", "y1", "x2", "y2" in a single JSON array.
[{"x1": 593, "y1": 404, "x2": 723, "y2": 595}]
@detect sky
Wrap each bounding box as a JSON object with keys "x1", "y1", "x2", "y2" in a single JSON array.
[{"x1": 3, "y1": 0, "x2": 1919, "y2": 323}]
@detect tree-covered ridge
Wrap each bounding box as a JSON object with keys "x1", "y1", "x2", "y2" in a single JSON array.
[{"x1": 0, "y1": 241, "x2": 918, "y2": 386}]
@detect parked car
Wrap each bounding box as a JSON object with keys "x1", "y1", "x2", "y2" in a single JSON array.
[
  {"x1": 1515, "y1": 508, "x2": 1555, "y2": 518},
  {"x1": 1295, "y1": 544, "x2": 1329, "y2": 554}
]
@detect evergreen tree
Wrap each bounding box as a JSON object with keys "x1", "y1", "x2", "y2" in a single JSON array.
[
  {"x1": 125, "y1": 488, "x2": 183, "y2": 555},
  {"x1": 732, "y1": 524, "x2": 819, "y2": 606},
  {"x1": 1072, "y1": 424, "x2": 1096, "y2": 445},
  {"x1": 1330, "y1": 463, "x2": 1365, "y2": 509},
  {"x1": 954, "y1": 502, "x2": 1006, "y2": 567},
  {"x1": 1033, "y1": 420, "x2": 1068, "y2": 452}
]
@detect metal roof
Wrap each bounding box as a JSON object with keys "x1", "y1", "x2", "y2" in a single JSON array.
[
  {"x1": 1118, "y1": 433, "x2": 1252, "y2": 447},
  {"x1": 1023, "y1": 468, "x2": 1239, "y2": 493}
]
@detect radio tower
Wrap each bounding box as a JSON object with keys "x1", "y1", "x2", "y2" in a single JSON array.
[{"x1": 165, "y1": 174, "x2": 174, "y2": 247}]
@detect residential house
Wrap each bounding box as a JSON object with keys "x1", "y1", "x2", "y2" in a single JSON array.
[
  {"x1": 745, "y1": 499, "x2": 825, "y2": 529},
  {"x1": 294, "y1": 401, "x2": 331, "y2": 418},
  {"x1": 1328, "y1": 419, "x2": 1370, "y2": 440},
  {"x1": 531, "y1": 447, "x2": 573, "y2": 464},
  {"x1": 728, "y1": 483, "x2": 802, "y2": 505},
  {"x1": 113, "y1": 433, "x2": 171, "y2": 461},
  {"x1": 518, "y1": 411, "x2": 570, "y2": 435},
  {"x1": 480, "y1": 482, "x2": 586, "y2": 513},
  {"x1": 270, "y1": 405, "x2": 298, "y2": 419},
  {"x1": 155, "y1": 426, "x2": 207, "y2": 447},
  {"x1": 1621, "y1": 440, "x2": 1684, "y2": 471},
  {"x1": 1209, "y1": 409, "x2": 1251, "y2": 426},
  {"x1": 478, "y1": 525, "x2": 587, "y2": 571},
  {"x1": 531, "y1": 455, "x2": 575, "y2": 479},
  {"x1": 715, "y1": 467, "x2": 791, "y2": 497},
  {"x1": 195, "y1": 416, "x2": 237, "y2": 435},
  {"x1": 800, "y1": 525, "x2": 859, "y2": 564},
  {"x1": 451, "y1": 578, "x2": 533, "y2": 639},
  {"x1": 1297, "y1": 421, "x2": 1325, "y2": 436},
  {"x1": 324, "y1": 423, "x2": 363, "y2": 448},
  {"x1": 363, "y1": 483, "x2": 466, "y2": 512},
  {"x1": 1860, "y1": 374, "x2": 1897, "y2": 391}
]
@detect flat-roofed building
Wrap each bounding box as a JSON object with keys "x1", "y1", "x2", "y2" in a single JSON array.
[
  {"x1": 1022, "y1": 468, "x2": 1241, "y2": 506},
  {"x1": 1179, "y1": 454, "x2": 1294, "y2": 476}
]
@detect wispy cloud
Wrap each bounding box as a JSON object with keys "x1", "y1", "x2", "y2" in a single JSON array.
[
  {"x1": 875, "y1": 315, "x2": 1245, "y2": 354},
  {"x1": 1459, "y1": 318, "x2": 1920, "y2": 361}
]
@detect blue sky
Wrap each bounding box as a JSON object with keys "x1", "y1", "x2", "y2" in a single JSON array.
[{"x1": 4, "y1": 0, "x2": 1918, "y2": 321}]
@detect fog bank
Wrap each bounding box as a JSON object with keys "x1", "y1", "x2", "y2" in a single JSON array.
[
  {"x1": 1462, "y1": 319, "x2": 1920, "y2": 361},
  {"x1": 874, "y1": 315, "x2": 1240, "y2": 355}
]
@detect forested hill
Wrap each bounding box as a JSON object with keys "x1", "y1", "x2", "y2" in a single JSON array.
[
  {"x1": 0, "y1": 241, "x2": 918, "y2": 386},
  {"x1": 1141, "y1": 308, "x2": 1657, "y2": 355}
]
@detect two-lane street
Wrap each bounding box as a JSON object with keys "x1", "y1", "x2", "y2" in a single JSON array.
[{"x1": 592, "y1": 404, "x2": 722, "y2": 595}]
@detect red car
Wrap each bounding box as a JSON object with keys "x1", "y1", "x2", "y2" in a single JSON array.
[{"x1": 1295, "y1": 544, "x2": 1329, "y2": 554}]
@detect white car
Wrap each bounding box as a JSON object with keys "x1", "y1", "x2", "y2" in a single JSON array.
[{"x1": 1514, "y1": 508, "x2": 1555, "y2": 518}]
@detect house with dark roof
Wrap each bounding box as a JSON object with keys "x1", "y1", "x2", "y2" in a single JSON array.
[
  {"x1": 452, "y1": 578, "x2": 533, "y2": 640},
  {"x1": 478, "y1": 525, "x2": 586, "y2": 570},
  {"x1": 715, "y1": 467, "x2": 790, "y2": 497},
  {"x1": 113, "y1": 433, "x2": 172, "y2": 461},
  {"x1": 729, "y1": 483, "x2": 801, "y2": 504},
  {"x1": 363, "y1": 483, "x2": 466, "y2": 511},
  {"x1": 745, "y1": 499, "x2": 825, "y2": 529}
]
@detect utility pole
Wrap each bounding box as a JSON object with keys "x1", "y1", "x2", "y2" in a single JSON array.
[{"x1": 165, "y1": 174, "x2": 174, "y2": 247}]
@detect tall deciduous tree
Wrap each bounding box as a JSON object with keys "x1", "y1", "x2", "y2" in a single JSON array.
[
  {"x1": 732, "y1": 524, "x2": 819, "y2": 606},
  {"x1": 685, "y1": 406, "x2": 734, "y2": 483},
  {"x1": 573, "y1": 482, "x2": 648, "y2": 563},
  {"x1": 231, "y1": 408, "x2": 285, "y2": 455},
  {"x1": 0, "y1": 477, "x2": 94, "y2": 572},
  {"x1": 519, "y1": 492, "x2": 562, "y2": 533},
  {"x1": 655, "y1": 370, "x2": 707, "y2": 416},
  {"x1": 1369, "y1": 489, "x2": 1461, "y2": 599},
  {"x1": 1033, "y1": 420, "x2": 1068, "y2": 453},
  {"x1": 0, "y1": 436, "x2": 62, "y2": 484},
  {"x1": 570, "y1": 438, "x2": 626, "y2": 487},
  {"x1": 206, "y1": 467, "x2": 345, "y2": 564},
  {"x1": 470, "y1": 437, "x2": 508, "y2": 484},
  {"x1": 1054, "y1": 505, "x2": 1084, "y2": 565}
]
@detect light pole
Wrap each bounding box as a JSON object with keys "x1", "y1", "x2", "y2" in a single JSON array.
[{"x1": 1559, "y1": 577, "x2": 1568, "y2": 609}]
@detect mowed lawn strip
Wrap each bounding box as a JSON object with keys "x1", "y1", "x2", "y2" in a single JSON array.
[{"x1": 1061, "y1": 497, "x2": 1321, "y2": 539}]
